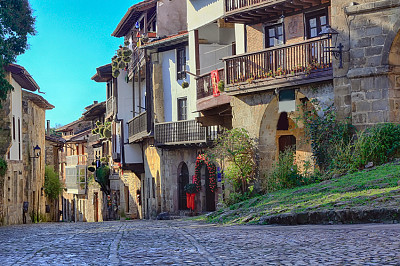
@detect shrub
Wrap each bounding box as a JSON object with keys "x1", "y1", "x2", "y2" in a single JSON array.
[
  {"x1": 44, "y1": 166, "x2": 63, "y2": 200},
  {"x1": 225, "y1": 192, "x2": 251, "y2": 207},
  {"x1": 0, "y1": 157, "x2": 7, "y2": 177}
]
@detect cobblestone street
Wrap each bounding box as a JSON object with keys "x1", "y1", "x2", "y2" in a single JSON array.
[{"x1": 1, "y1": 220, "x2": 400, "y2": 265}]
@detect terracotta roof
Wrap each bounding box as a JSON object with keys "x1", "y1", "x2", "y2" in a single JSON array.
[
  {"x1": 112, "y1": 0, "x2": 157, "y2": 38},
  {"x1": 67, "y1": 129, "x2": 92, "y2": 143},
  {"x1": 141, "y1": 31, "x2": 189, "y2": 49},
  {"x1": 91, "y1": 63, "x2": 112, "y2": 83},
  {"x1": 82, "y1": 101, "x2": 106, "y2": 121},
  {"x1": 46, "y1": 134, "x2": 65, "y2": 144},
  {"x1": 22, "y1": 90, "x2": 54, "y2": 110},
  {"x1": 5, "y1": 64, "x2": 40, "y2": 91},
  {"x1": 55, "y1": 118, "x2": 84, "y2": 132}
]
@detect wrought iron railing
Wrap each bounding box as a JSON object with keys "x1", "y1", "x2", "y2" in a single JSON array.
[
  {"x1": 154, "y1": 119, "x2": 218, "y2": 146},
  {"x1": 224, "y1": 38, "x2": 332, "y2": 86},
  {"x1": 196, "y1": 68, "x2": 225, "y2": 100},
  {"x1": 128, "y1": 112, "x2": 147, "y2": 142}
]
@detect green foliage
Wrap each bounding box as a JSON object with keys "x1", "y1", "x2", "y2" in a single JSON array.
[
  {"x1": 0, "y1": 157, "x2": 7, "y2": 177},
  {"x1": 184, "y1": 183, "x2": 199, "y2": 194},
  {"x1": 218, "y1": 80, "x2": 225, "y2": 92},
  {"x1": 300, "y1": 100, "x2": 354, "y2": 171},
  {"x1": 0, "y1": 0, "x2": 36, "y2": 104},
  {"x1": 96, "y1": 165, "x2": 110, "y2": 194},
  {"x1": 88, "y1": 166, "x2": 96, "y2": 172},
  {"x1": 112, "y1": 46, "x2": 132, "y2": 78},
  {"x1": 44, "y1": 166, "x2": 63, "y2": 200},
  {"x1": 225, "y1": 192, "x2": 251, "y2": 207},
  {"x1": 92, "y1": 121, "x2": 111, "y2": 139},
  {"x1": 208, "y1": 128, "x2": 258, "y2": 195},
  {"x1": 181, "y1": 81, "x2": 189, "y2": 88}
]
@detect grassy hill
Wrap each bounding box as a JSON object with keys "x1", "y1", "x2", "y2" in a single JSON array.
[{"x1": 195, "y1": 161, "x2": 400, "y2": 225}]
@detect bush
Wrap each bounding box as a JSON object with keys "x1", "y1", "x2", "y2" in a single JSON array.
[
  {"x1": 0, "y1": 157, "x2": 7, "y2": 177},
  {"x1": 225, "y1": 192, "x2": 251, "y2": 207},
  {"x1": 44, "y1": 166, "x2": 63, "y2": 200}
]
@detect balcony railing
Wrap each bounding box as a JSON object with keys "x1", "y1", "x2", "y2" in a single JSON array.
[
  {"x1": 65, "y1": 165, "x2": 86, "y2": 195},
  {"x1": 66, "y1": 155, "x2": 87, "y2": 166},
  {"x1": 128, "y1": 111, "x2": 148, "y2": 142},
  {"x1": 128, "y1": 47, "x2": 145, "y2": 77},
  {"x1": 197, "y1": 68, "x2": 225, "y2": 100},
  {"x1": 224, "y1": 38, "x2": 332, "y2": 88},
  {"x1": 106, "y1": 97, "x2": 115, "y2": 118},
  {"x1": 154, "y1": 120, "x2": 218, "y2": 146},
  {"x1": 226, "y1": 0, "x2": 265, "y2": 12}
]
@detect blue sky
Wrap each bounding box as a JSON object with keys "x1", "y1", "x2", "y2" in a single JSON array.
[{"x1": 17, "y1": 0, "x2": 137, "y2": 127}]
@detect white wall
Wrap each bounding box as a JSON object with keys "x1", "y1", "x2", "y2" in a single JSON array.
[
  {"x1": 187, "y1": 0, "x2": 224, "y2": 31},
  {"x1": 160, "y1": 46, "x2": 197, "y2": 122},
  {"x1": 235, "y1": 24, "x2": 246, "y2": 54},
  {"x1": 9, "y1": 77, "x2": 22, "y2": 161},
  {"x1": 116, "y1": 70, "x2": 143, "y2": 164},
  {"x1": 199, "y1": 44, "x2": 232, "y2": 75}
]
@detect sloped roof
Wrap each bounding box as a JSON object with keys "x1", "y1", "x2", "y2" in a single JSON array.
[
  {"x1": 82, "y1": 101, "x2": 106, "y2": 121},
  {"x1": 5, "y1": 64, "x2": 40, "y2": 91},
  {"x1": 112, "y1": 0, "x2": 157, "y2": 38},
  {"x1": 141, "y1": 31, "x2": 188, "y2": 49},
  {"x1": 55, "y1": 118, "x2": 83, "y2": 132},
  {"x1": 22, "y1": 90, "x2": 54, "y2": 110},
  {"x1": 91, "y1": 63, "x2": 112, "y2": 83},
  {"x1": 46, "y1": 134, "x2": 65, "y2": 144}
]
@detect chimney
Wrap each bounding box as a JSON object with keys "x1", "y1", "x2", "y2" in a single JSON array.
[
  {"x1": 47, "y1": 120, "x2": 50, "y2": 135},
  {"x1": 94, "y1": 101, "x2": 98, "y2": 105}
]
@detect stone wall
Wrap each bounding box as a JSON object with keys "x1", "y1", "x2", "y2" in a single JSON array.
[{"x1": 331, "y1": 0, "x2": 400, "y2": 128}]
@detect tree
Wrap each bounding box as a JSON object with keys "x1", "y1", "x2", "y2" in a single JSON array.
[
  {"x1": 44, "y1": 166, "x2": 63, "y2": 200},
  {"x1": 208, "y1": 128, "x2": 258, "y2": 195},
  {"x1": 0, "y1": 0, "x2": 35, "y2": 103}
]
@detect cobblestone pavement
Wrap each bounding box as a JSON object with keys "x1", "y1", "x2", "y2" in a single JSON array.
[{"x1": 1, "y1": 220, "x2": 400, "y2": 265}]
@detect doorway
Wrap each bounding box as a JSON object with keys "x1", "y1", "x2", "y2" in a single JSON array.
[{"x1": 178, "y1": 162, "x2": 189, "y2": 210}]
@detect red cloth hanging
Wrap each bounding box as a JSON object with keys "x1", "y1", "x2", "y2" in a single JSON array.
[
  {"x1": 186, "y1": 193, "x2": 191, "y2": 209},
  {"x1": 211, "y1": 70, "x2": 220, "y2": 97}
]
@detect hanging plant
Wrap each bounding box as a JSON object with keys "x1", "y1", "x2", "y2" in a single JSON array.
[
  {"x1": 0, "y1": 158, "x2": 7, "y2": 177},
  {"x1": 182, "y1": 81, "x2": 189, "y2": 89},
  {"x1": 218, "y1": 80, "x2": 225, "y2": 92},
  {"x1": 92, "y1": 121, "x2": 112, "y2": 139},
  {"x1": 194, "y1": 153, "x2": 217, "y2": 193},
  {"x1": 184, "y1": 183, "x2": 199, "y2": 194},
  {"x1": 112, "y1": 45, "x2": 133, "y2": 78}
]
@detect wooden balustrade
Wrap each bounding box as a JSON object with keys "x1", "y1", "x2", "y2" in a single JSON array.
[
  {"x1": 226, "y1": 0, "x2": 265, "y2": 12},
  {"x1": 128, "y1": 112, "x2": 147, "y2": 142},
  {"x1": 224, "y1": 38, "x2": 332, "y2": 86},
  {"x1": 154, "y1": 120, "x2": 218, "y2": 146},
  {"x1": 196, "y1": 68, "x2": 225, "y2": 100},
  {"x1": 106, "y1": 97, "x2": 115, "y2": 118}
]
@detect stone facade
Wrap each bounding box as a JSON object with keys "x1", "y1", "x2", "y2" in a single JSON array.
[{"x1": 331, "y1": 0, "x2": 400, "y2": 128}]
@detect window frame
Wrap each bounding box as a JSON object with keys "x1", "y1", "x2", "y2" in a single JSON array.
[
  {"x1": 305, "y1": 8, "x2": 329, "y2": 39},
  {"x1": 176, "y1": 47, "x2": 186, "y2": 80},
  {"x1": 177, "y1": 97, "x2": 187, "y2": 121},
  {"x1": 264, "y1": 22, "x2": 285, "y2": 48}
]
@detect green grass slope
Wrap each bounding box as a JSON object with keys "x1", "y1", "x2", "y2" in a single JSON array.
[{"x1": 200, "y1": 162, "x2": 400, "y2": 225}]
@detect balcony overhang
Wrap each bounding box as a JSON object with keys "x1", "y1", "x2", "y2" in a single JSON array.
[
  {"x1": 196, "y1": 93, "x2": 232, "y2": 112},
  {"x1": 224, "y1": 0, "x2": 330, "y2": 24},
  {"x1": 226, "y1": 70, "x2": 333, "y2": 96}
]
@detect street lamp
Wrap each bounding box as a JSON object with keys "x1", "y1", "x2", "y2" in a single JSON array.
[
  {"x1": 319, "y1": 25, "x2": 344, "y2": 69},
  {"x1": 31, "y1": 145, "x2": 41, "y2": 158}
]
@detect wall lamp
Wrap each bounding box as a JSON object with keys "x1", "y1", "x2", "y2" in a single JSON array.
[
  {"x1": 31, "y1": 145, "x2": 41, "y2": 159},
  {"x1": 319, "y1": 25, "x2": 344, "y2": 69}
]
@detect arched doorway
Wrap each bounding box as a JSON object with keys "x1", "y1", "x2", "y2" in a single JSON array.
[
  {"x1": 178, "y1": 162, "x2": 189, "y2": 210},
  {"x1": 201, "y1": 165, "x2": 215, "y2": 212}
]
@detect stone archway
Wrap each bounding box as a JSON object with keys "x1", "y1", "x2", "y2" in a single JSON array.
[
  {"x1": 258, "y1": 90, "x2": 313, "y2": 172},
  {"x1": 177, "y1": 162, "x2": 189, "y2": 210}
]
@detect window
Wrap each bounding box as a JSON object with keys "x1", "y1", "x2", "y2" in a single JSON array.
[
  {"x1": 306, "y1": 9, "x2": 328, "y2": 39},
  {"x1": 177, "y1": 98, "x2": 187, "y2": 121},
  {"x1": 265, "y1": 24, "x2": 284, "y2": 48},
  {"x1": 177, "y1": 47, "x2": 186, "y2": 80}
]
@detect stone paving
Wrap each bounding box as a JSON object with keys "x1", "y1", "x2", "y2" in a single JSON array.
[{"x1": 0, "y1": 220, "x2": 400, "y2": 265}]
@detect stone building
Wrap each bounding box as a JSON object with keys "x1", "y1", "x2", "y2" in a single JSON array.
[
  {"x1": 0, "y1": 64, "x2": 54, "y2": 225},
  {"x1": 330, "y1": 0, "x2": 400, "y2": 128}
]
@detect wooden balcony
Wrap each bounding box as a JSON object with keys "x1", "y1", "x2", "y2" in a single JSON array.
[
  {"x1": 128, "y1": 112, "x2": 148, "y2": 143},
  {"x1": 223, "y1": 38, "x2": 333, "y2": 95},
  {"x1": 196, "y1": 68, "x2": 232, "y2": 112},
  {"x1": 128, "y1": 47, "x2": 145, "y2": 79},
  {"x1": 106, "y1": 97, "x2": 115, "y2": 118},
  {"x1": 154, "y1": 120, "x2": 218, "y2": 147},
  {"x1": 224, "y1": 0, "x2": 330, "y2": 24}
]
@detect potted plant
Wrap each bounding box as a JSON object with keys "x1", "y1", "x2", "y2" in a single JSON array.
[{"x1": 181, "y1": 81, "x2": 189, "y2": 89}]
